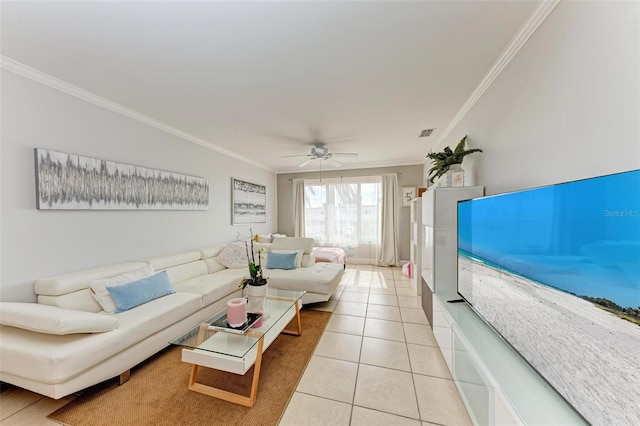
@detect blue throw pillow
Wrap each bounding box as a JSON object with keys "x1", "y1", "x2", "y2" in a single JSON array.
[
  {"x1": 106, "y1": 271, "x2": 175, "y2": 313},
  {"x1": 266, "y1": 252, "x2": 297, "y2": 270}
]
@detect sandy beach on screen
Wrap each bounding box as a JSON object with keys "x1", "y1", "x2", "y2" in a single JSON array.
[{"x1": 458, "y1": 256, "x2": 640, "y2": 426}]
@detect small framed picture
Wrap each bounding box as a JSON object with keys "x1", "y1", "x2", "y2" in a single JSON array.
[
  {"x1": 232, "y1": 177, "x2": 266, "y2": 224},
  {"x1": 402, "y1": 187, "x2": 416, "y2": 207},
  {"x1": 451, "y1": 171, "x2": 465, "y2": 187}
]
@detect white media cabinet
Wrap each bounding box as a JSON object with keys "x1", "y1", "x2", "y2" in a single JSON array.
[{"x1": 432, "y1": 292, "x2": 587, "y2": 425}]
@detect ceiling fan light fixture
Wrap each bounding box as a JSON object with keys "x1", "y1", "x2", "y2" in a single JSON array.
[
  {"x1": 311, "y1": 145, "x2": 329, "y2": 157},
  {"x1": 280, "y1": 141, "x2": 358, "y2": 168}
]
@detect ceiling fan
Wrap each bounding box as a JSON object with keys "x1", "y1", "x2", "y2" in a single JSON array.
[{"x1": 282, "y1": 143, "x2": 359, "y2": 168}]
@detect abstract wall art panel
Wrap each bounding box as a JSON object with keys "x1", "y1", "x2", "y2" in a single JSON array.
[
  {"x1": 232, "y1": 177, "x2": 266, "y2": 224},
  {"x1": 34, "y1": 148, "x2": 209, "y2": 210}
]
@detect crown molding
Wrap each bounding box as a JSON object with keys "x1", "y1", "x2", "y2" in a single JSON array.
[
  {"x1": 0, "y1": 56, "x2": 273, "y2": 172},
  {"x1": 433, "y1": 0, "x2": 560, "y2": 149}
]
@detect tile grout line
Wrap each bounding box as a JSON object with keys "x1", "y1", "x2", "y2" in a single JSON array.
[
  {"x1": 350, "y1": 267, "x2": 378, "y2": 423},
  {"x1": 0, "y1": 392, "x2": 49, "y2": 424},
  {"x1": 401, "y1": 298, "x2": 426, "y2": 424}
]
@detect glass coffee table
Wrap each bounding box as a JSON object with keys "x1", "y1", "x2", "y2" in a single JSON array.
[{"x1": 170, "y1": 288, "x2": 305, "y2": 407}]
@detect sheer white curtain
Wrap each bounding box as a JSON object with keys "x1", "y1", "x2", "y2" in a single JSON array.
[
  {"x1": 304, "y1": 176, "x2": 382, "y2": 263},
  {"x1": 377, "y1": 173, "x2": 399, "y2": 266},
  {"x1": 293, "y1": 179, "x2": 305, "y2": 237}
]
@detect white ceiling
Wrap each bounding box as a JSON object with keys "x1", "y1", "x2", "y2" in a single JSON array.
[{"x1": 1, "y1": 1, "x2": 539, "y2": 173}]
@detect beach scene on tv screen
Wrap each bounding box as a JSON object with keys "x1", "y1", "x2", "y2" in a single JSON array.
[{"x1": 457, "y1": 170, "x2": 640, "y2": 426}]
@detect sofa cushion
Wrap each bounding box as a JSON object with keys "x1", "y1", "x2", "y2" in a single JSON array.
[
  {"x1": 198, "y1": 244, "x2": 225, "y2": 259},
  {"x1": 89, "y1": 265, "x2": 156, "y2": 313},
  {"x1": 114, "y1": 291, "x2": 202, "y2": 338},
  {"x1": 162, "y1": 260, "x2": 208, "y2": 285},
  {"x1": 142, "y1": 251, "x2": 201, "y2": 270},
  {"x1": 266, "y1": 262, "x2": 344, "y2": 295},
  {"x1": 271, "y1": 237, "x2": 314, "y2": 254},
  {"x1": 197, "y1": 245, "x2": 228, "y2": 273},
  {"x1": 34, "y1": 262, "x2": 149, "y2": 296},
  {"x1": 216, "y1": 242, "x2": 249, "y2": 269},
  {"x1": 106, "y1": 271, "x2": 175, "y2": 313},
  {"x1": 38, "y1": 289, "x2": 103, "y2": 313},
  {"x1": 0, "y1": 303, "x2": 117, "y2": 335},
  {"x1": 204, "y1": 268, "x2": 248, "y2": 281},
  {"x1": 174, "y1": 270, "x2": 244, "y2": 306},
  {"x1": 203, "y1": 257, "x2": 226, "y2": 274},
  {"x1": 266, "y1": 252, "x2": 297, "y2": 270},
  {"x1": 301, "y1": 253, "x2": 316, "y2": 268}
]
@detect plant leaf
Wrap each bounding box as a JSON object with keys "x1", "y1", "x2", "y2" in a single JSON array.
[{"x1": 425, "y1": 134, "x2": 482, "y2": 183}]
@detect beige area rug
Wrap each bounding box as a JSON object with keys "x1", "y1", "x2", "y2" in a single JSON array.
[{"x1": 49, "y1": 309, "x2": 331, "y2": 426}]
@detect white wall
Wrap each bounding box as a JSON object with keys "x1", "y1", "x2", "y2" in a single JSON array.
[
  {"x1": 1, "y1": 70, "x2": 277, "y2": 302},
  {"x1": 438, "y1": 1, "x2": 639, "y2": 195}
]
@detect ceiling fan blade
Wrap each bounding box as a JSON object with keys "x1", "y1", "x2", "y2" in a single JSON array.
[
  {"x1": 282, "y1": 154, "x2": 312, "y2": 158},
  {"x1": 298, "y1": 159, "x2": 315, "y2": 167},
  {"x1": 273, "y1": 135, "x2": 312, "y2": 144},
  {"x1": 331, "y1": 153, "x2": 359, "y2": 158},
  {"x1": 323, "y1": 136, "x2": 357, "y2": 144},
  {"x1": 325, "y1": 157, "x2": 342, "y2": 167}
]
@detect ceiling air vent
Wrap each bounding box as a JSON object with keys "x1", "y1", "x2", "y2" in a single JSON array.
[{"x1": 419, "y1": 128, "x2": 435, "y2": 138}]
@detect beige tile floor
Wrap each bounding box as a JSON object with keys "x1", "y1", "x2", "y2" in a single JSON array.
[
  {"x1": 279, "y1": 264, "x2": 472, "y2": 426},
  {"x1": 0, "y1": 265, "x2": 471, "y2": 426}
]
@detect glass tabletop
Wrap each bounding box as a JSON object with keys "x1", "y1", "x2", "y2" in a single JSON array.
[{"x1": 169, "y1": 288, "x2": 305, "y2": 358}]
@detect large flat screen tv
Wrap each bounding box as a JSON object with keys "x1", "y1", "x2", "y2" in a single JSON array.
[{"x1": 457, "y1": 170, "x2": 639, "y2": 426}]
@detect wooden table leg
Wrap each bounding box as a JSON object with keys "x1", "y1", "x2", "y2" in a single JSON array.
[
  {"x1": 281, "y1": 300, "x2": 302, "y2": 336},
  {"x1": 187, "y1": 335, "x2": 265, "y2": 408},
  {"x1": 195, "y1": 323, "x2": 208, "y2": 344}
]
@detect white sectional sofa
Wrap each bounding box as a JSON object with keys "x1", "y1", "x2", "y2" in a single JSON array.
[{"x1": 0, "y1": 240, "x2": 344, "y2": 399}]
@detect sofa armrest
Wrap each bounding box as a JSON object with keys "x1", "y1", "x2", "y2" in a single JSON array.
[{"x1": 0, "y1": 302, "x2": 117, "y2": 335}]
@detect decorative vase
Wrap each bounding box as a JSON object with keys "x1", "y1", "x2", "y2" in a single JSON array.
[
  {"x1": 246, "y1": 283, "x2": 268, "y2": 313},
  {"x1": 438, "y1": 164, "x2": 465, "y2": 187}
]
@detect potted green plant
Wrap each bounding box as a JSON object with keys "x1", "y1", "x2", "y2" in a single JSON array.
[
  {"x1": 426, "y1": 135, "x2": 482, "y2": 185},
  {"x1": 240, "y1": 229, "x2": 268, "y2": 312}
]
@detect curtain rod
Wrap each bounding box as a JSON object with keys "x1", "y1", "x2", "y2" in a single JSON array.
[{"x1": 288, "y1": 172, "x2": 402, "y2": 181}]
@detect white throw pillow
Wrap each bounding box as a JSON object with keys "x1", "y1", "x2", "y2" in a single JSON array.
[
  {"x1": 216, "y1": 242, "x2": 249, "y2": 269},
  {"x1": 0, "y1": 302, "x2": 118, "y2": 335},
  {"x1": 89, "y1": 265, "x2": 155, "y2": 313},
  {"x1": 270, "y1": 249, "x2": 304, "y2": 268}
]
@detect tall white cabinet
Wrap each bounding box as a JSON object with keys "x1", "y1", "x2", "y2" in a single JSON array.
[
  {"x1": 420, "y1": 186, "x2": 483, "y2": 324},
  {"x1": 409, "y1": 198, "x2": 422, "y2": 294}
]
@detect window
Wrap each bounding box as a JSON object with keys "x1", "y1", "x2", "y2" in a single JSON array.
[{"x1": 304, "y1": 176, "x2": 382, "y2": 248}]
